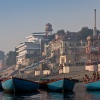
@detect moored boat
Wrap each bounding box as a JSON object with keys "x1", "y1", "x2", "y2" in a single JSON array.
[
  {"x1": 2, "y1": 76, "x2": 40, "y2": 93},
  {"x1": 39, "y1": 82, "x2": 48, "y2": 91},
  {"x1": 0, "y1": 79, "x2": 3, "y2": 89},
  {"x1": 47, "y1": 78, "x2": 77, "y2": 92},
  {"x1": 84, "y1": 80, "x2": 100, "y2": 90}
]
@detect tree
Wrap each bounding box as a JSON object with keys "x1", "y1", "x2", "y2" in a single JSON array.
[
  {"x1": 6, "y1": 51, "x2": 16, "y2": 67},
  {"x1": 56, "y1": 29, "x2": 65, "y2": 35},
  {"x1": 76, "y1": 27, "x2": 100, "y2": 41},
  {"x1": 77, "y1": 27, "x2": 93, "y2": 41}
]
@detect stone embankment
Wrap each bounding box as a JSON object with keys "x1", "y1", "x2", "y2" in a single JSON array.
[
  {"x1": 0, "y1": 68, "x2": 94, "y2": 82},
  {"x1": 15, "y1": 70, "x2": 94, "y2": 82},
  {"x1": 41, "y1": 71, "x2": 93, "y2": 81}
]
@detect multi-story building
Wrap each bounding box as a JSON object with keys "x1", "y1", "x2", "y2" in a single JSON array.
[
  {"x1": 86, "y1": 35, "x2": 99, "y2": 62},
  {"x1": 16, "y1": 32, "x2": 51, "y2": 66},
  {"x1": 0, "y1": 51, "x2": 5, "y2": 60},
  {"x1": 26, "y1": 32, "x2": 46, "y2": 42},
  {"x1": 16, "y1": 42, "x2": 41, "y2": 66},
  {"x1": 0, "y1": 51, "x2": 5, "y2": 69},
  {"x1": 86, "y1": 9, "x2": 100, "y2": 63},
  {"x1": 45, "y1": 32, "x2": 86, "y2": 66},
  {"x1": 26, "y1": 32, "x2": 50, "y2": 54}
]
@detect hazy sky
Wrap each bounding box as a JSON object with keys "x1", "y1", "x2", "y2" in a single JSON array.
[{"x1": 0, "y1": 0, "x2": 100, "y2": 54}]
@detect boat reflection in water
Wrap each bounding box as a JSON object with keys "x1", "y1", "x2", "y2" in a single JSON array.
[
  {"x1": 1, "y1": 91, "x2": 100, "y2": 100},
  {"x1": 1, "y1": 90, "x2": 74, "y2": 100},
  {"x1": 73, "y1": 83, "x2": 98, "y2": 100},
  {"x1": 2, "y1": 91, "x2": 40, "y2": 100},
  {"x1": 86, "y1": 91, "x2": 100, "y2": 100},
  {"x1": 1, "y1": 84, "x2": 100, "y2": 100},
  {"x1": 2, "y1": 93, "x2": 14, "y2": 100}
]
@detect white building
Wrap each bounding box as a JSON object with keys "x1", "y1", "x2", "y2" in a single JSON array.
[
  {"x1": 16, "y1": 32, "x2": 49, "y2": 66},
  {"x1": 16, "y1": 42, "x2": 40, "y2": 65},
  {"x1": 26, "y1": 32, "x2": 46, "y2": 42}
]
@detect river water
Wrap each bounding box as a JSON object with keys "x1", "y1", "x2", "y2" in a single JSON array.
[
  {"x1": 0, "y1": 83, "x2": 100, "y2": 100},
  {"x1": 0, "y1": 90, "x2": 100, "y2": 100}
]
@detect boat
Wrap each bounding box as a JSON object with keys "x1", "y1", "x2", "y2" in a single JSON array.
[
  {"x1": 1, "y1": 76, "x2": 40, "y2": 93},
  {"x1": 0, "y1": 79, "x2": 3, "y2": 89},
  {"x1": 39, "y1": 80, "x2": 48, "y2": 91},
  {"x1": 84, "y1": 80, "x2": 100, "y2": 90},
  {"x1": 47, "y1": 78, "x2": 78, "y2": 92}
]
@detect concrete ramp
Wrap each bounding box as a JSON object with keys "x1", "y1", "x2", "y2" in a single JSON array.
[
  {"x1": 73, "y1": 83, "x2": 86, "y2": 93},
  {"x1": 2, "y1": 70, "x2": 14, "y2": 77},
  {"x1": 73, "y1": 83, "x2": 95, "y2": 100}
]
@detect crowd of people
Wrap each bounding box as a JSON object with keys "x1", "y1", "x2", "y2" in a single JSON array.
[{"x1": 83, "y1": 71, "x2": 99, "y2": 83}]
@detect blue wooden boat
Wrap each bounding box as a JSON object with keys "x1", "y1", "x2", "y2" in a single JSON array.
[
  {"x1": 2, "y1": 76, "x2": 40, "y2": 93},
  {"x1": 84, "y1": 80, "x2": 100, "y2": 90},
  {"x1": 47, "y1": 78, "x2": 77, "y2": 92},
  {"x1": 0, "y1": 79, "x2": 3, "y2": 89}
]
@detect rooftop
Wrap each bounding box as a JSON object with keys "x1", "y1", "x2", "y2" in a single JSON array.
[{"x1": 32, "y1": 32, "x2": 46, "y2": 35}]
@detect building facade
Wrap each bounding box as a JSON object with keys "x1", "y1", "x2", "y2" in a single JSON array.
[
  {"x1": 16, "y1": 42, "x2": 41, "y2": 66},
  {"x1": 44, "y1": 32, "x2": 87, "y2": 66}
]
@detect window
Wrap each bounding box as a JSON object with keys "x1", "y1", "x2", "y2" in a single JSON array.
[
  {"x1": 61, "y1": 58, "x2": 64, "y2": 64},
  {"x1": 83, "y1": 43, "x2": 85, "y2": 46}
]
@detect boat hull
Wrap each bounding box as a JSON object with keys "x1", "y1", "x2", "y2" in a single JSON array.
[
  {"x1": 2, "y1": 78, "x2": 14, "y2": 92},
  {"x1": 0, "y1": 80, "x2": 3, "y2": 90},
  {"x1": 63, "y1": 78, "x2": 75, "y2": 91},
  {"x1": 84, "y1": 80, "x2": 100, "y2": 90},
  {"x1": 2, "y1": 77, "x2": 40, "y2": 92},
  {"x1": 47, "y1": 78, "x2": 75, "y2": 92}
]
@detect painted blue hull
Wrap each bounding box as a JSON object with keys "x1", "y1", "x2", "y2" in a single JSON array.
[
  {"x1": 2, "y1": 77, "x2": 40, "y2": 92},
  {"x1": 47, "y1": 78, "x2": 75, "y2": 92},
  {"x1": 0, "y1": 80, "x2": 3, "y2": 90},
  {"x1": 84, "y1": 80, "x2": 100, "y2": 90},
  {"x1": 2, "y1": 78, "x2": 14, "y2": 92}
]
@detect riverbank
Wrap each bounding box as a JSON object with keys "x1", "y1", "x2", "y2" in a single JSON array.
[
  {"x1": 41, "y1": 70, "x2": 93, "y2": 81},
  {"x1": 13, "y1": 70, "x2": 94, "y2": 82},
  {"x1": 0, "y1": 67, "x2": 95, "y2": 82}
]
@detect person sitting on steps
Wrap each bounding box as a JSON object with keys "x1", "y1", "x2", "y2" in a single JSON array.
[
  {"x1": 91, "y1": 71, "x2": 96, "y2": 81},
  {"x1": 84, "y1": 74, "x2": 90, "y2": 83},
  {"x1": 96, "y1": 71, "x2": 99, "y2": 80}
]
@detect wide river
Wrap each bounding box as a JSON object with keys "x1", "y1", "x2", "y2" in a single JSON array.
[
  {"x1": 0, "y1": 90, "x2": 100, "y2": 100},
  {"x1": 0, "y1": 83, "x2": 100, "y2": 100}
]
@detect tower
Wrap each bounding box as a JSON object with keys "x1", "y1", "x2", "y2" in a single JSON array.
[
  {"x1": 93, "y1": 9, "x2": 97, "y2": 36},
  {"x1": 45, "y1": 23, "x2": 53, "y2": 35}
]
